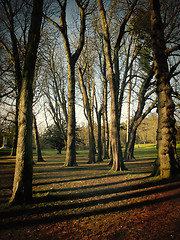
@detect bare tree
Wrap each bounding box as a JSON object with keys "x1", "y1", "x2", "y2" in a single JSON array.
[
  {"x1": 78, "y1": 67, "x2": 96, "y2": 163},
  {"x1": 97, "y1": 0, "x2": 138, "y2": 171},
  {"x1": 45, "y1": 0, "x2": 90, "y2": 166},
  {"x1": 33, "y1": 114, "x2": 45, "y2": 162},
  {"x1": 9, "y1": 0, "x2": 44, "y2": 205}
]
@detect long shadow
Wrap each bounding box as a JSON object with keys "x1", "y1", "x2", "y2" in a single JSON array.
[
  {"x1": 0, "y1": 176, "x2": 148, "y2": 201},
  {"x1": 1, "y1": 178, "x2": 180, "y2": 220},
  {"x1": 33, "y1": 179, "x2": 180, "y2": 203},
  {"x1": 32, "y1": 172, "x2": 127, "y2": 186},
  {"x1": 0, "y1": 192, "x2": 179, "y2": 230},
  {"x1": 32, "y1": 176, "x2": 149, "y2": 195},
  {"x1": 0, "y1": 176, "x2": 149, "y2": 203},
  {"x1": 34, "y1": 165, "x2": 111, "y2": 174}
]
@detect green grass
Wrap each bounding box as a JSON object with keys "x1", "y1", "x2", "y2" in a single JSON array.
[
  {"x1": 1, "y1": 144, "x2": 180, "y2": 159},
  {"x1": 134, "y1": 144, "x2": 157, "y2": 158}
]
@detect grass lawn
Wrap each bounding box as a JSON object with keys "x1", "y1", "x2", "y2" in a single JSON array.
[{"x1": 0, "y1": 144, "x2": 180, "y2": 240}]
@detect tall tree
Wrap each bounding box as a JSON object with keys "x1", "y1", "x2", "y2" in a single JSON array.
[
  {"x1": 97, "y1": 0, "x2": 138, "y2": 171},
  {"x1": 9, "y1": 0, "x2": 44, "y2": 205},
  {"x1": 33, "y1": 115, "x2": 45, "y2": 162},
  {"x1": 45, "y1": 0, "x2": 89, "y2": 166},
  {"x1": 148, "y1": 0, "x2": 179, "y2": 177},
  {"x1": 95, "y1": 96, "x2": 103, "y2": 163},
  {"x1": 78, "y1": 67, "x2": 96, "y2": 163}
]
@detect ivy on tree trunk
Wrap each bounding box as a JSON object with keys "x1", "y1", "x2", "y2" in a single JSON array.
[{"x1": 149, "y1": 0, "x2": 179, "y2": 177}]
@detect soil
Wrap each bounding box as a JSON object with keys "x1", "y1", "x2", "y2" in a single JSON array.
[{"x1": 0, "y1": 153, "x2": 180, "y2": 240}]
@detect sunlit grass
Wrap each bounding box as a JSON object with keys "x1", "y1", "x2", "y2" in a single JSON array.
[
  {"x1": 1, "y1": 143, "x2": 179, "y2": 159},
  {"x1": 134, "y1": 144, "x2": 157, "y2": 158}
]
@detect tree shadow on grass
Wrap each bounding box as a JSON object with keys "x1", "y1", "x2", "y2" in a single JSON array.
[
  {"x1": 0, "y1": 155, "x2": 179, "y2": 231},
  {"x1": 0, "y1": 189, "x2": 179, "y2": 231},
  {"x1": 32, "y1": 176, "x2": 149, "y2": 194},
  {"x1": 0, "y1": 177, "x2": 180, "y2": 228},
  {"x1": 33, "y1": 178, "x2": 180, "y2": 204}
]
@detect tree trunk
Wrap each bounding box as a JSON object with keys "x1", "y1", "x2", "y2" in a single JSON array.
[
  {"x1": 65, "y1": 66, "x2": 77, "y2": 166},
  {"x1": 9, "y1": 0, "x2": 43, "y2": 205},
  {"x1": 149, "y1": 0, "x2": 179, "y2": 177},
  {"x1": 33, "y1": 115, "x2": 45, "y2": 162},
  {"x1": 98, "y1": 0, "x2": 126, "y2": 171},
  {"x1": 47, "y1": 0, "x2": 87, "y2": 167},
  {"x1": 97, "y1": 109, "x2": 103, "y2": 162},
  {"x1": 126, "y1": 80, "x2": 131, "y2": 143},
  {"x1": 88, "y1": 126, "x2": 96, "y2": 163},
  {"x1": 11, "y1": 102, "x2": 18, "y2": 156},
  {"x1": 103, "y1": 77, "x2": 109, "y2": 159},
  {"x1": 78, "y1": 68, "x2": 96, "y2": 163}
]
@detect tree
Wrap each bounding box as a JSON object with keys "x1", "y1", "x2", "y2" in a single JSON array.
[
  {"x1": 97, "y1": 0, "x2": 138, "y2": 171},
  {"x1": 42, "y1": 124, "x2": 65, "y2": 154},
  {"x1": 45, "y1": 0, "x2": 89, "y2": 166},
  {"x1": 33, "y1": 115, "x2": 45, "y2": 162},
  {"x1": 95, "y1": 97, "x2": 103, "y2": 162},
  {"x1": 95, "y1": 33, "x2": 109, "y2": 160},
  {"x1": 78, "y1": 67, "x2": 96, "y2": 163},
  {"x1": 9, "y1": 0, "x2": 44, "y2": 205},
  {"x1": 41, "y1": 42, "x2": 68, "y2": 147},
  {"x1": 124, "y1": 65, "x2": 157, "y2": 161},
  {"x1": 148, "y1": 0, "x2": 180, "y2": 177}
]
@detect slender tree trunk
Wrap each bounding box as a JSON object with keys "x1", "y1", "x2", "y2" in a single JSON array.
[
  {"x1": 33, "y1": 115, "x2": 45, "y2": 162},
  {"x1": 149, "y1": 0, "x2": 179, "y2": 177},
  {"x1": 9, "y1": 0, "x2": 43, "y2": 205},
  {"x1": 11, "y1": 101, "x2": 18, "y2": 156},
  {"x1": 78, "y1": 68, "x2": 96, "y2": 163},
  {"x1": 88, "y1": 126, "x2": 96, "y2": 163},
  {"x1": 126, "y1": 80, "x2": 131, "y2": 143},
  {"x1": 103, "y1": 77, "x2": 109, "y2": 159},
  {"x1": 97, "y1": 109, "x2": 103, "y2": 162}
]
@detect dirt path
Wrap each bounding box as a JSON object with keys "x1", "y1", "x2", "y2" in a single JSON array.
[{"x1": 0, "y1": 154, "x2": 180, "y2": 239}]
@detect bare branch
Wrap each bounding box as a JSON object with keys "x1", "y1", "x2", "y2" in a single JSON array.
[
  {"x1": 165, "y1": 45, "x2": 180, "y2": 56},
  {"x1": 0, "y1": 40, "x2": 14, "y2": 65},
  {"x1": 43, "y1": 14, "x2": 62, "y2": 32}
]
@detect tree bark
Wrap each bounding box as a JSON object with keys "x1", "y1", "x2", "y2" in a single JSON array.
[
  {"x1": 126, "y1": 80, "x2": 131, "y2": 143},
  {"x1": 9, "y1": 0, "x2": 43, "y2": 205},
  {"x1": 149, "y1": 0, "x2": 179, "y2": 177},
  {"x1": 33, "y1": 115, "x2": 45, "y2": 162},
  {"x1": 11, "y1": 102, "x2": 18, "y2": 156},
  {"x1": 65, "y1": 65, "x2": 77, "y2": 166},
  {"x1": 78, "y1": 68, "x2": 96, "y2": 163},
  {"x1": 97, "y1": 0, "x2": 127, "y2": 171},
  {"x1": 97, "y1": 107, "x2": 103, "y2": 162},
  {"x1": 103, "y1": 77, "x2": 109, "y2": 159}
]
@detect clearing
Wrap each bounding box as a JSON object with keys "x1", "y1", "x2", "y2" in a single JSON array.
[{"x1": 0, "y1": 144, "x2": 180, "y2": 240}]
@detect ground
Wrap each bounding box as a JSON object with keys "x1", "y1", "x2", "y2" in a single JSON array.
[{"x1": 0, "y1": 145, "x2": 180, "y2": 240}]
